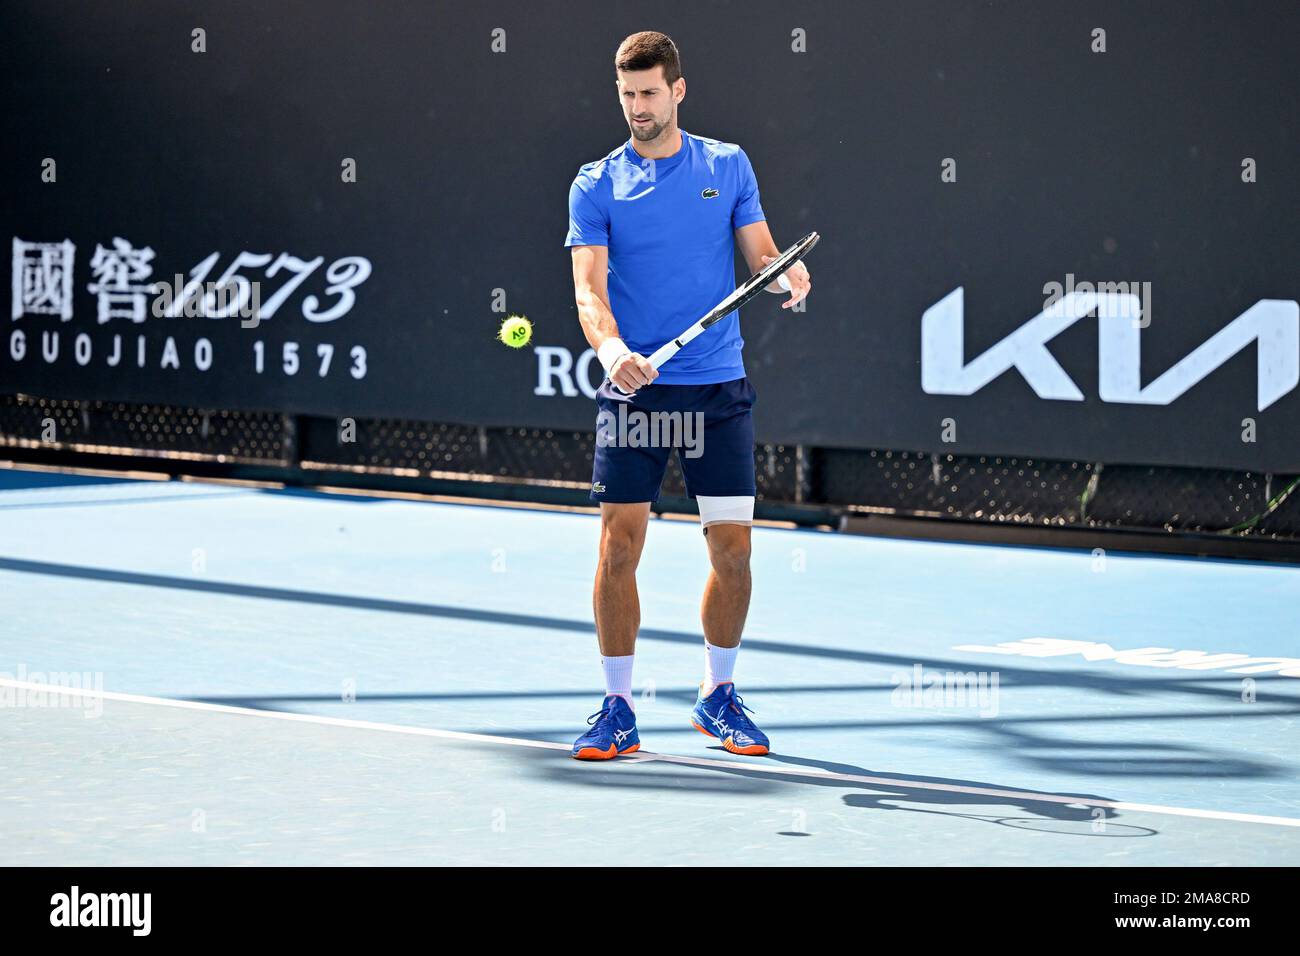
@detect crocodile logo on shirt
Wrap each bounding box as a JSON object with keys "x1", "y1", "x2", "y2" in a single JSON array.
[{"x1": 701, "y1": 187, "x2": 720, "y2": 199}]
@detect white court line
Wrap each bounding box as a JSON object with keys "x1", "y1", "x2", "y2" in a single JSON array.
[{"x1": 4, "y1": 677, "x2": 1300, "y2": 830}]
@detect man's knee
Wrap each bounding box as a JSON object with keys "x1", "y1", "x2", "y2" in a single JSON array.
[
  {"x1": 706, "y1": 526, "x2": 751, "y2": 579},
  {"x1": 600, "y1": 532, "x2": 642, "y2": 575},
  {"x1": 599, "y1": 506, "x2": 649, "y2": 575}
]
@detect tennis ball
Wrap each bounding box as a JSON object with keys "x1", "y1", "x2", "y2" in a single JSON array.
[{"x1": 498, "y1": 315, "x2": 533, "y2": 349}]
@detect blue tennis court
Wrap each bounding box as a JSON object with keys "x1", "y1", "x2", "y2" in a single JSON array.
[{"x1": 2, "y1": 464, "x2": 1298, "y2": 865}]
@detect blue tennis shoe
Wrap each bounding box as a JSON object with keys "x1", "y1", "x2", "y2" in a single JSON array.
[
  {"x1": 691, "y1": 682, "x2": 770, "y2": 756},
  {"x1": 571, "y1": 694, "x2": 640, "y2": 760}
]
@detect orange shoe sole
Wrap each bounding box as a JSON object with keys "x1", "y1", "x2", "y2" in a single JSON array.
[
  {"x1": 572, "y1": 743, "x2": 641, "y2": 760},
  {"x1": 722, "y1": 739, "x2": 769, "y2": 756},
  {"x1": 692, "y1": 721, "x2": 768, "y2": 756},
  {"x1": 573, "y1": 744, "x2": 616, "y2": 760}
]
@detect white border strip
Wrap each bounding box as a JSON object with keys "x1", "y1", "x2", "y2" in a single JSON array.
[{"x1": 5, "y1": 677, "x2": 1300, "y2": 830}]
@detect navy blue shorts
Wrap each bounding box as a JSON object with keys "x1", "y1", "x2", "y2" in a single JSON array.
[{"x1": 590, "y1": 377, "x2": 757, "y2": 504}]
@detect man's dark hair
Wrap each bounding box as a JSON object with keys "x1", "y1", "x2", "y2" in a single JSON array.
[{"x1": 614, "y1": 31, "x2": 682, "y2": 86}]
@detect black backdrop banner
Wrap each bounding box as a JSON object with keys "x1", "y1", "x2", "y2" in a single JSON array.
[{"x1": 2, "y1": 0, "x2": 1298, "y2": 471}]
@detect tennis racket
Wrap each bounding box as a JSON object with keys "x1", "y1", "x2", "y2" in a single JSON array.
[{"x1": 605, "y1": 230, "x2": 821, "y2": 399}]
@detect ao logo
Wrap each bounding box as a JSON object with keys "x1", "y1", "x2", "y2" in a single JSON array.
[{"x1": 921, "y1": 288, "x2": 1300, "y2": 411}]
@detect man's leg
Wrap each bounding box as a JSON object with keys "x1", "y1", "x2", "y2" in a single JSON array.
[
  {"x1": 570, "y1": 501, "x2": 652, "y2": 761},
  {"x1": 691, "y1": 517, "x2": 768, "y2": 755},
  {"x1": 700, "y1": 521, "x2": 752, "y2": 653},
  {"x1": 594, "y1": 501, "x2": 652, "y2": 659},
  {"x1": 681, "y1": 376, "x2": 768, "y2": 754},
  {"x1": 577, "y1": 389, "x2": 670, "y2": 759}
]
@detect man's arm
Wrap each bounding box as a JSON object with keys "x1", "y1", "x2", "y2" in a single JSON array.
[
  {"x1": 571, "y1": 245, "x2": 657, "y2": 390},
  {"x1": 734, "y1": 220, "x2": 811, "y2": 309}
]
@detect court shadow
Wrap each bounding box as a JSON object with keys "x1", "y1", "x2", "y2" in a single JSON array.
[
  {"x1": 519, "y1": 741, "x2": 1149, "y2": 837},
  {"x1": 181, "y1": 683, "x2": 1296, "y2": 783},
  {"x1": 973, "y1": 722, "x2": 1278, "y2": 779},
  {"x1": 7, "y1": 551, "x2": 1300, "y2": 719},
  {"x1": 526, "y1": 752, "x2": 789, "y2": 797},
  {"x1": 735, "y1": 751, "x2": 1153, "y2": 836},
  {"x1": 0, "y1": 469, "x2": 125, "y2": 492}
]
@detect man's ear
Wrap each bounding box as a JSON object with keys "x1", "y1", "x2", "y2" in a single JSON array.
[{"x1": 675, "y1": 76, "x2": 686, "y2": 105}]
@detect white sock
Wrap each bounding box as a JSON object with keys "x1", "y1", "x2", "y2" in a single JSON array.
[
  {"x1": 703, "y1": 641, "x2": 739, "y2": 695},
  {"x1": 601, "y1": 654, "x2": 635, "y2": 709}
]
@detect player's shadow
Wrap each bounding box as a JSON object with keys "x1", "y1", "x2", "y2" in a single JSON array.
[
  {"x1": 529, "y1": 745, "x2": 1152, "y2": 837},
  {"x1": 760, "y1": 752, "x2": 1155, "y2": 837},
  {"x1": 521, "y1": 744, "x2": 792, "y2": 797}
]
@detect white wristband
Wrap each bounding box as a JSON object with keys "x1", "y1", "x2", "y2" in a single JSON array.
[
  {"x1": 776, "y1": 272, "x2": 792, "y2": 292},
  {"x1": 597, "y1": 337, "x2": 631, "y2": 375}
]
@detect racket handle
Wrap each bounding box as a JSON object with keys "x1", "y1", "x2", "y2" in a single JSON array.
[
  {"x1": 648, "y1": 321, "x2": 707, "y2": 369},
  {"x1": 608, "y1": 324, "x2": 703, "y2": 397},
  {"x1": 647, "y1": 341, "x2": 678, "y2": 369}
]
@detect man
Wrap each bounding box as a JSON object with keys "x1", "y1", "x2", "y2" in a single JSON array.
[{"x1": 564, "y1": 31, "x2": 811, "y2": 760}]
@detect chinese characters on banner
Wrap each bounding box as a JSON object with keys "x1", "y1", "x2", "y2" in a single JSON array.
[{"x1": 9, "y1": 236, "x2": 372, "y2": 381}]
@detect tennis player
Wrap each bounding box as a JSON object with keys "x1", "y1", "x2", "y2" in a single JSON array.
[{"x1": 565, "y1": 32, "x2": 811, "y2": 759}]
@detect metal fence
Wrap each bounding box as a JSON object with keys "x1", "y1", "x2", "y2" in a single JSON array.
[{"x1": 4, "y1": 392, "x2": 1297, "y2": 540}]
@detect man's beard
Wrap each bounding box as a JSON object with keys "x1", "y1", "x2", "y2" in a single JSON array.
[{"x1": 629, "y1": 117, "x2": 666, "y2": 142}]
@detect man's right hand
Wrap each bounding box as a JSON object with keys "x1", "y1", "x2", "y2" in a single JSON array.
[{"x1": 610, "y1": 352, "x2": 658, "y2": 393}]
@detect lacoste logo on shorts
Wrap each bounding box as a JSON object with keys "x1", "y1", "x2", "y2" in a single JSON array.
[
  {"x1": 701, "y1": 187, "x2": 720, "y2": 199},
  {"x1": 592, "y1": 482, "x2": 606, "y2": 493}
]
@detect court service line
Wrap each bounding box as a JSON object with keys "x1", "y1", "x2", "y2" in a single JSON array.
[{"x1": 4, "y1": 676, "x2": 1299, "y2": 830}]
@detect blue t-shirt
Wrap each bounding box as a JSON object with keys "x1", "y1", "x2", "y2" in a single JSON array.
[{"x1": 564, "y1": 131, "x2": 767, "y2": 384}]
